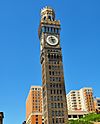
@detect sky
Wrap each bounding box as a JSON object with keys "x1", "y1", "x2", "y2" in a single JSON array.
[{"x1": 0, "y1": 0, "x2": 100, "y2": 124}]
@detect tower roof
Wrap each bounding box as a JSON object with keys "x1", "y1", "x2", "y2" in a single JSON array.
[
  {"x1": 41, "y1": 6, "x2": 55, "y2": 16},
  {"x1": 41, "y1": 6, "x2": 54, "y2": 12}
]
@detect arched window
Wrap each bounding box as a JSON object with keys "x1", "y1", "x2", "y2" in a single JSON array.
[
  {"x1": 44, "y1": 16, "x2": 46, "y2": 20},
  {"x1": 48, "y1": 15, "x2": 51, "y2": 21},
  {"x1": 52, "y1": 17, "x2": 54, "y2": 21}
]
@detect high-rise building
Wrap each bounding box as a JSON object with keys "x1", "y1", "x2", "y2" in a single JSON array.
[
  {"x1": 0, "y1": 112, "x2": 4, "y2": 124},
  {"x1": 38, "y1": 6, "x2": 68, "y2": 124},
  {"x1": 67, "y1": 87, "x2": 94, "y2": 113},
  {"x1": 94, "y1": 98, "x2": 100, "y2": 113},
  {"x1": 67, "y1": 90, "x2": 82, "y2": 111},
  {"x1": 26, "y1": 86, "x2": 43, "y2": 124}
]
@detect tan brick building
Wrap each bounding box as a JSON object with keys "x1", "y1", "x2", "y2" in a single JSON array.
[
  {"x1": 26, "y1": 86, "x2": 43, "y2": 124},
  {"x1": 94, "y1": 98, "x2": 100, "y2": 113}
]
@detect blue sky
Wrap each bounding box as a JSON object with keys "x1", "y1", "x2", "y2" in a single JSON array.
[{"x1": 0, "y1": 0, "x2": 100, "y2": 123}]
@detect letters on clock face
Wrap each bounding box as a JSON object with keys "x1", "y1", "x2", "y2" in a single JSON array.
[{"x1": 46, "y1": 35, "x2": 58, "y2": 45}]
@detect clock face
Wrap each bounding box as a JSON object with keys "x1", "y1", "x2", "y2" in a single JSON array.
[{"x1": 46, "y1": 35, "x2": 58, "y2": 46}]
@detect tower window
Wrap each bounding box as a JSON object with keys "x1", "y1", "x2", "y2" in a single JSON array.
[
  {"x1": 49, "y1": 71, "x2": 51, "y2": 75},
  {"x1": 51, "y1": 27, "x2": 52, "y2": 32},
  {"x1": 54, "y1": 54, "x2": 56, "y2": 59},
  {"x1": 61, "y1": 103, "x2": 63, "y2": 108},
  {"x1": 54, "y1": 90, "x2": 55, "y2": 94},
  {"x1": 52, "y1": 118, "x2": 54, "y2": 123},
  {"x1": 49, "y1": 27, "x2": 51, "y2": 32},
  {"x1": 55, "y1": 28, "x2": 57, "y2": 33},
  {"x1": 54, "y1": 96, "x2": 56, "y2": 101},
  {"x1": 56, "y1": 118, "x2": 58, "y2": 123},
  {"x1": 51, "y1": 96, "x2": 53, "y2": 101},
  {"x1": 54, "y1": 28, "x2": 55, "y2": 33},
  {"x1": 56, "y1": 83, "x2": 58, "y2": 88},
  {"x1": 51, "y1": 103, "x2": 53, "y2": 108},
  {"x1": 60, "y1": 90, "x2": 62, "y2": 94},
  {"x1": 52, "y1": 71, "x2": 54, "y2": 75},
  {"x1": 52, "y1": 28, "x2": 54, "y2": 33},
  {"x1": 46, "y1": 27, "x2": 48, "y2": 32},
  {"x1": 55, "y1": 103, "x2": 57, "y2": 108},
  {"x1": 48, "y1": 16, "x2": 51, "y2": 21},
  {"x1": 44, "y1": 16, "x2": 46, "y2": 20},
  {"x1": 49, "y1": 65, "x2": 51, "y2": 69},
  {"x1": 59, "y1": 77, "x2": 61, "y2": 81},
  {"x1": 58, "y1": 103, "x2": 60, "y2": 108},
  {"x1": 48, "y1": 54, "x2": 50, "y2": 59},
  {"x1": 52, "y1": 111, "x2": 54, "y2": 116},
  {"x1": 57, "y1": 96, "x2": 59, "y2": 101},
  {"x1": 48, "y1": 27, "x2": 49, "y2": 32},
  {"x1": 57, "y1": 29, "x2": 59, "y2": 34},
  {"x1": 42, "y1": 27, "x2": 45, "y2": 32},
  {"x1": 50, "y1": 83, "x2": 52, "y2": 87}
]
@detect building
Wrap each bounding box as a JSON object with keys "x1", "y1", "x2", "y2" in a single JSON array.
[
  {"x1": 94, "y1": 98, "x2": 100, "y2": 113},
  {"x1": 68, "y1": 111, "x2": 88, "y2": 120},
  {"x1": 26, "y1": 86, "x2": 43, "y2": 124},
  {"x1": 67, "y1": 87, "x2": 94, "y2": 113},
  {"x1": 0, "y1": 112, "x2": 4, "y2": 124},
  {"x1": 67, "y1": 90, "x2": 82, "y2": 111},
  {"x1": 38, "y1": 6, "x2": 68, "y2": 124}
]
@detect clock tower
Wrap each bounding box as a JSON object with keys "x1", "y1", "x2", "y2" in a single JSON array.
[{"x1": 38, "y1": 6, "x2": 68, "y2": 124}]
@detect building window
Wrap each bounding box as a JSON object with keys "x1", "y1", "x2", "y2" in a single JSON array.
[
  {"x1": 36, "y1": 118, "x2": 38, "y2": 121},
  {"x1": 56, "y1": 118, "x2": 58, "y2": 123},
  {"x1": 61, "y1": 103, "x2": 63, "y2": 108},
  {"x1": 51, "y1": 96, "x2": 53, "y2": 101},
  {"x1": 60, "y1": 96, "x2": 62, "y2": 100},
  {"x1": 49, "y1": 65, "x2": 51, "y2": 69},
  {"x1": 57, "y1": 90, "x2": 59, "y2": 94},
  {"x1": 52, "y1": 118, "x2": 54, "y2": 123},
  {"x1": 55, "y1": 103, "x2": 57, "y2": 108},
  {"x1": 52, "y1": 71, "x2": 54, "y2": 75},
  {"x1": 57, "y1": 96, "x2": 59, "y2": 101},
  {"x1": 52, "y1": 111, "x2": 54, "y2": 116},
  {"x1": 58, "y1": 103, "x2": 60, "y2": 108},
  {"x1": 49, "y1": 71, "x2": 51, "y2": 75},
  {"x1": 55, "y1": 28, "x2": 57, "y2": 33},
  {"x1": 73, "y1": 115, "x2": 77, "y2": 118},
  {"x1": 54, "y1": 96, "x2": 56, "y2": 101},
  {"x1": 51, "y1": 103, "x2": 53, "y2": 108},
  {"x1": 54, "y1": 90, "x2": 56, "y2": 94},
  {"x1": 62, "y1": 118, "x2": 64, "y2": 123},
  {"x1": 59, "y1": 77, "x2": 61, "y2": 81},
  {"x1": 60, "y1": 90, "x2": 62, "y2": 94},
  {"x1": 50, "y1": 77, "x2": 52, "y2": 81}
]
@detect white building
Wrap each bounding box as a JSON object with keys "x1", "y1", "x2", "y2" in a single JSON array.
[{"x1": 67, "y1": 87, "x2": 94, "y2": 113}]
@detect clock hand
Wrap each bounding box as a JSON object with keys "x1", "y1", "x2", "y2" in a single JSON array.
[{"x1": 51, "y1": 38, "x2": 55, "y2": 43}]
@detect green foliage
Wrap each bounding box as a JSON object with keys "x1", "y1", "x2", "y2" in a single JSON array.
[
  {"x1": 68, "y1": 113, "x2": 100, "y2": 124},
  {"x1": 68, "y1": 120, "x2": 93, "y2": 124}
]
